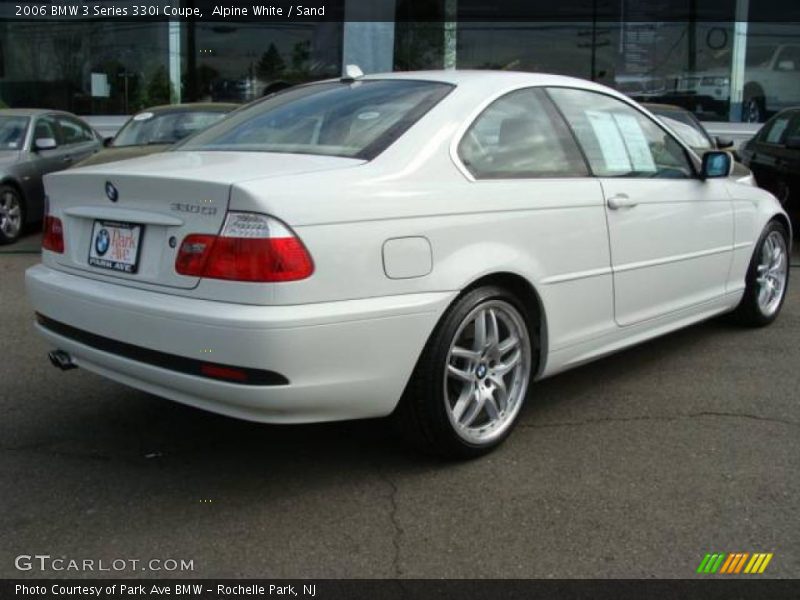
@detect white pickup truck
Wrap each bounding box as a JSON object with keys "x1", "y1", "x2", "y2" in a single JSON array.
[{"x1": 672, "y1": 43, "x2": 800, "y2": 123}]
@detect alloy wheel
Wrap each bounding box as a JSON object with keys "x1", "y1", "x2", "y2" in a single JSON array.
[
  {"x1": 743, "y1": 99, "x2": 762, "y2": 123},
  {"x1": 443, "y1": 300, "x2": 531, "y2": 445},
  {"x1": 756, "y1": 230, "x2": 788, "y2": 317},
  {"x1": 0, "y1": 189, "x2": 22, "y2": 239}
]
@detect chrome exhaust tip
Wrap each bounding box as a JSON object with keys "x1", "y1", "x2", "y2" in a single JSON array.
[{"x1": 48, "y1": 350, "x2": 77, "y2": 371}]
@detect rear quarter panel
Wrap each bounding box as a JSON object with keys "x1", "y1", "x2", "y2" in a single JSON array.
[{"x1": 229, "y1": 159, "x2": 612, "y2": 359}]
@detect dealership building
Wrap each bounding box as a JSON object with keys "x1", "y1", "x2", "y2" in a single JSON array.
[{"x1": 1, "y1": 0, "x2": 798, "y2": 123}]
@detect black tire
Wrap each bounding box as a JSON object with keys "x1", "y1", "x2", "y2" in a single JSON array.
[
  {"x1": 742, "y1": 95, "x2": 765, "y2": 123},
  {"x1": 392, "y1": 285, "x2": 538, "y2": 459},
  {"x1": 729, "y1": 220, "x2": 790, "y2": 327},
  {"x1": 0, "y1": 184, "x2": 25, "y2": 245}
]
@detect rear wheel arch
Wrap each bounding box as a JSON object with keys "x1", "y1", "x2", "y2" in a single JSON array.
[
  {"x1": 454, "y1": 271, "x2": 547, "y2": 378},
  {"x1": 744, "y1": 81, "x2": 765, "y2": 99}
]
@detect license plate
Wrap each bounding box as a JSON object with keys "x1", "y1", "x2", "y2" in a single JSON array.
[{"x1": 88, "y1": 220, "x2": 143, "y2": 274}]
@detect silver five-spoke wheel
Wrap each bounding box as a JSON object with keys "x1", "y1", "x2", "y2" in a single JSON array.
[
  {"x1": 444, "y1": 300, "x2": 531, "y2": 444},
  {"x1": 0, "y1": 188, "x2": 22, "y2": 241},
  {"x1": 756, "y1": 230, "x2": 788, "y2": 317}
]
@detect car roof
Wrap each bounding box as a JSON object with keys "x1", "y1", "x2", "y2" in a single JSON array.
[
  {"x1": 0, "y1": 108, "x2": 81, "y2": 118},
  {"x1": 641, "y1": 103, "x2": 690, "y2": 113},
  {"x1": 361, "y1": 69, "x2": 611, "y2": 89},
  {"x1": 133, "y1": 103, "x2": 239, "y2": 115}
]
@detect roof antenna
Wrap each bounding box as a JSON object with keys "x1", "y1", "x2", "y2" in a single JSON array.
[{"x1": 341, "y1": 64, "x2": 364, "y2": 82}]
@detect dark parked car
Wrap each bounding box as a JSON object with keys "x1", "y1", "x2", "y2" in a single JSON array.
[
  {"x1": 740, "y1": 107, "x2": 800, "y2": 214},
  {"x1": 75, "y1": 103, "x2": 238, "y2": 168},
  {"x1": 643, "y1": 103, "x2": 752, "y2": 178},
  {"x1": 0, "y1": 109, "x2": 101, "y2": 244}
]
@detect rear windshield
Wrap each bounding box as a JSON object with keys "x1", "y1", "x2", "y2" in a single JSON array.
[
  {"x1": 178, "y1": 80, "x2": 454, "y2": 160},
  {"x1": 113, "y1": 110, "x2": 231, "y2": 147}
]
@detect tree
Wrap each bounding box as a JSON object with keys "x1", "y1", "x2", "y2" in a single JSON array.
[
  {"x1": 291, "y1": 40, "x2": 310, "y2": 72},
  {"x1": 255, "y1": 44, "x2": 285, "y2": 80},
  {"x1": 145, "y1": 66, "x2": 172, "y2": 107}
]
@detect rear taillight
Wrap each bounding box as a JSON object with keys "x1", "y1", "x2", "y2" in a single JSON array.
[
  {"x1": 42, "y1": 216, "x2": 64, "y2": 253},
  {"x1": 175, "y1": 212, "x2": 314, "y2": 282}
]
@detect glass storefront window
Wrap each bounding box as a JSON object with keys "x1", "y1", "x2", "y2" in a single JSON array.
[
  {"x1": 185, "y1": 23, "x2": 342, "y2": 104},
  {"x1": 0, "y1": 20, "x2": 342, "y2": 114},
  {"x1": 739, "y1": 23, "x2": 800, "y2": 123},
  {"x1": 0, "y1": 21, "x2": 170, "y2": 115}
]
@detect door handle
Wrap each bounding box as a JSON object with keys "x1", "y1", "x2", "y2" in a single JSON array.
[
  {"x1": 62, "y1": 156, "x2": 73, "y2": 163},
  {"x1": 607, "y1": 194, "x2": 638, "y2": 210}
]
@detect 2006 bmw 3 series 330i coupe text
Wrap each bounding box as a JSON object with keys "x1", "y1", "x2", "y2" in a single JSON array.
[{"x1": 26, "y1": 71, "x2": 791, "y2": 458}]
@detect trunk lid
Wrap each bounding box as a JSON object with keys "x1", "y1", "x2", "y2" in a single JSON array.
[{"x1": 46, "y1": 151, "x2": 363, "y2": 289}]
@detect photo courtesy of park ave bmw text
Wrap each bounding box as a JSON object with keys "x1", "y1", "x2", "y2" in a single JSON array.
[{"x1": 0, "y1": 0, "x2": 799, "y2": 597}]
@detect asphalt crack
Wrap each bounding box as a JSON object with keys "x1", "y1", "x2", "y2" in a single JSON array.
[
  {"x1": 375, "y1": 467, "x2": 404, "y2": 579},
  {"x1": 519, "y1": 410, "x2": 799, "y2": 430}
]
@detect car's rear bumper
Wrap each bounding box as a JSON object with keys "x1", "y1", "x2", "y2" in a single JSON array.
[{"x1": 26, "y1": 264, "x2": 454, "y2": 423}]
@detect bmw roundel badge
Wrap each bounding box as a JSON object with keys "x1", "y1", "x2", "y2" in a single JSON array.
[
  {"x1": 95, "y1": 228, "x2": 110, "y2": 256},
  {"x1": 105, "y1": 181, "x2": 119, "y2": 202}
]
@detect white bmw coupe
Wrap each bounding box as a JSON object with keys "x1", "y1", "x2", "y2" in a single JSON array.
[{"x1": 27, "y1": 70, "x2": 791, "y2": 457}]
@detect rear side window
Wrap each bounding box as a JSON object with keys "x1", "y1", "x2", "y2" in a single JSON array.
[
  {"x1": 548, "y1": 87, "x2": 694, "y2": 179},
  {"x1": 783, "y1": 112, "x2": 800, "y2": 140},
  {"x1": 181, "y1": 80, "x2": 453, "y2": 160},
  {"x1": 457, "y1": 88, "x2": 588, "y2": 179},
  {"x1": 759, "y1": 114, "x2": 792, "y2": 144}
]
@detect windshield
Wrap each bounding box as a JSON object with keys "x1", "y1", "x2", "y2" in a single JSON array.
[
  {"x1": 0, "y1": 116, "x2": 29, "y2": 150},
  {"x1": 650, "y1": 110, "x2": 713, "y2": 149},
  {"x1": 746, "y1": 45, "x2": 778, "y2": 68},
  {"x1": 113, "y1": 110, "x2": 231, "y2": 147},
  {"x1": 179, "y1": 80, "x2": 454, "y2": 159}
]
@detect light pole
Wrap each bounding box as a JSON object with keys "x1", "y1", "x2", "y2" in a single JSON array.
[{"x1": 118, "y1": 71, "x2": 130, "y2": 114}]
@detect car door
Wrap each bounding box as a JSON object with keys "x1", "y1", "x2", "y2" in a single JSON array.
[
  {"x1": 748, "y1": 111, "x2": 796, "y2": 199},
  {"x1": 455, "y1": 87, "x2": 611, "y2": 350},
  {"x1": 55, "y1": 114, "x2": 100, "y2": 164},
  {"x1": 547, "y1": 87, "x2": 734, "y2": 327},
  {"x1": 24, "y1": 114, "x2": 73, "y2": 218}
]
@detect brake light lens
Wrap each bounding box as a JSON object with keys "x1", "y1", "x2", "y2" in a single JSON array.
[
  {"x1": 42, "y1": 216, "x2": 64, "y2": 253},
  {"x1": 175, "y1": 213, "x2": 314, "y2": 282}
]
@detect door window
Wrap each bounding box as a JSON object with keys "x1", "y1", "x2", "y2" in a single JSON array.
[
  {"x1": 547, "y1": 88, "x2": 694, "y2": 179},
  {"x1": 457, "y1": 88, "x2": 588, "y2": 179},
  {"x1": 57, "y1": 116, "x2": 95, "y2": 145},
  {"x1": 774, "y1": 46, "x2": 800, "y2": 71},
  {"x1": 33, "y1": 116, "x2": 59, "y2": 144}
]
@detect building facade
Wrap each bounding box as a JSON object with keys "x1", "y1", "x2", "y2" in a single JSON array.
[{"x1": 1, "y1": 0, "x2": 798, "y2": 123}]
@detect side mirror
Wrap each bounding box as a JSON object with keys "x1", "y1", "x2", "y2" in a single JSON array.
[
  {"x1": 34, "y1": 137, "x2": 57, "y2": 151},
  {"x1": 701, "y1": 151, "x2": 733, "y2": 179},
  {"x1": 785, "y1": 135, "x2": 800, "y2": 150},
  {"x1": 103, "y1": 136, "x2": 114, "y2": 148},
  {"x1": 776, "y1": 60, "x2": 796, "y2": 71},
  {"x1": 715, "y1": 136, "x2": 734, "y2": 149}
]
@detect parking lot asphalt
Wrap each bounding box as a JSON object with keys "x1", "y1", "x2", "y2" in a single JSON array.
[{"x1": 1, "y1": 251, "x2": 798, "y2": 579}]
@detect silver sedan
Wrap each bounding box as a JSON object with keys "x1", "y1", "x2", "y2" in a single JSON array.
[{"x1": 0, "y1": 109, "x2": 101, "y2": 244}]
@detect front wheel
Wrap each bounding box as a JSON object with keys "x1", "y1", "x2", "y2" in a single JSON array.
[
  {"x1": 394, "y1": 286, "x2": 536, "y2": 458},
  {"x1": 730, "y1": 220, "x2": 790, "y2": 327},
  {"x1": 0, "y1": 185, "x2": 24, "y2": 245}
]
